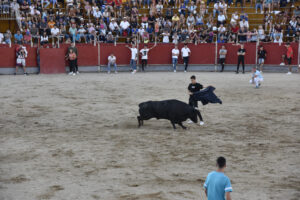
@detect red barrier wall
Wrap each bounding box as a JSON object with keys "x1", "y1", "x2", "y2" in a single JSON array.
[
  {"x1": 40, "y1": 48, "x2": 66, "y2": 74},
  {"x1": 0, "y1": 43, "x2": 298, "y2": 73}
]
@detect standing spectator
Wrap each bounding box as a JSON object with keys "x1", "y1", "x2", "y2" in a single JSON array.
[
  {"x1": 219, "y1": 45, "x2": 227, "y2": 72},
  {"x1": 15, "y1": 45, "x2": 28, "y2": 75},
  {"x1": 258, "y1": 46, "x2": 267, "y2": 72},
  {"x1": 172, "y1": 44, "x2": 180, "y2": 72},
  {"x1": 236, "y1": 44, "x2": 246, "y2": 74},
  {"x1": 67, "y1": 43, "x2": 78, "y2": 74},
  {"x1": 107, "y1": 53, "x2": 117, "y2": 74},
  {"x1": 181, "y1": 43, "x2": 191, "y2": 72},
  {"x1": 204, "y1": 157, "x2": 233, "y2": 200},
  {"x1": 14, "y1": 30, "x2": 23, "y2": 44},
  {"x1": 281, "y1": 43, "x2": 293, "y2": 75},
  {"x1": 126, "y1": 44, "x2": 138, "y2": 74},
  {"x1": 66, "y1": 49, "x2": 77, "y2": 75},
  {"x1": 139, "y1": 44, "x2": 156, "y2": 72}
]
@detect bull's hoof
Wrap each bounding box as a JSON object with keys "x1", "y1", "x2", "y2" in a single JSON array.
[{"x1": 182, "y1": 127, "x2": 187, "y2": 130}]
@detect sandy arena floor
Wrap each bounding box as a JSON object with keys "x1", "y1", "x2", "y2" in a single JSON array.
[{"x1": 0, "y1": 72, "x2": 299, "y2": 200}]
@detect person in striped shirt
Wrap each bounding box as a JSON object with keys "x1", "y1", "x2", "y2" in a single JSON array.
[{"x1": 204, "y1": 157, "x2": 232, "y2": 200}]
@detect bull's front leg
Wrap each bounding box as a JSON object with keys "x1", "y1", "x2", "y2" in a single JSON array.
[{"x1": 170, "y1": 121, "x2": 176, "y2": 129}]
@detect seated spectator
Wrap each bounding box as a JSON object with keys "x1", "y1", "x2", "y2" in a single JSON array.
[
  {"x1": 40, "y1": 31, "x2": 49, "y2": 45},
  {"x1": 51, "y1": 24, "x2": 60, "y2": 44},
  {"x1": 218, "y1": 24, "x2": 226, "y2": 37},
  {"x1": 23, "y1": 29, "x2": 32, "y2": 44},
  {"x1": 165, "y1": 8, "x2": 173, "y2": 21},
  {"x1": 287, "y1": 16, "x2": 297, "y2": 37},
  {"x1": 219, "y1": 0, "x2": 227, "y2": 16},
  {"x1": 87, "y1": 24, "x2": 96, "y2": 43},
  {"x1": 217, "y1": 35, "x2": 226, "y2": 43},
  {"x1": 172, "y1": 32, "x2": 180, "y2": 44},
  {"x1": 255, "y1": 0, "x2": 263, "y2": 14},
  {"x1": 14, "y1": 30, "x2": 23, "y2": 44},
  {"x1": 84, "y1": 1, "x2": 92, "y2": 16},
  {"x1": 50, "y1": 0, "x2": 57, "y2": 8},
  {"x1": 77, "y1": 25, "x2": 87, "y2": 43},
  {"x1": 120, "y1": 17, "x2": 131, "y2": 36},
  {"x1": 217, "y1": 11, "x2": 226, "y2": 25},
  {"x1": 141, "y1": 14, "x2": 149, "y2": 29},
  {"x1": 239, "y1": 18, "x2": 249, "y2": 29},
  {"x1": 2, "y1": 0, "x2": 10, "y2": 14},
  {"x1": 0, "y1": 32, "x2": 4, "y2": 44},
  {"x1": 230, "y1": 11, "x2": 239, "y2": 26},
  {"x1": 273, "y1": 35, "x2": 283, "y2": 43},
  {"x1": 156, "y1": 1, "x2": 163, "y2": 15},
  {"x1": 109, "y1": 18, "x2": 120, "y2": 35},
  {"x1": 258, "y1": 25, "x2": 265, "y2": 40},
  {"x1": 264, "y1": 13, "x2": 273, "y2": 31},
  {"x1": 172, "y1": 13, "x2": 180, "y2": 27},
  {"x1": 69, "y1": 23, "x2": 77, "y2": 42},
  {"x1": 188, "y1": 1, "x2": 197, "y2": 15},
  {"x1": 42, "y1": 0, "x2": 50, "y2": 8},
  {"x1": 264, "y1": 0, "x2": 272, "y2": 13},
  {"x1": 93, "y1": 7, "x2": 101, "y2": 19},
  {"x1": 195, "y1": 13, "x2": 204, "y2": 26},
  {"x1": 179, "y1": 2, "x2": 186, "y2": 16},
  {"x1": 162, "y1": 30, "x2": 170, "y2": 43},
  {"x1": 186, "y1": 13, "x2": 195, "y2": 27},
  {"x1": 106, "y1": 32, "x2": 114, "y2": 43}
]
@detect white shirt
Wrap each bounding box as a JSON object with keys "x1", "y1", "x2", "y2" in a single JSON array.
[
  {"x1": 172, "y1": 35, "x2": 179, "y2": 44},
  {"x1": 181, "y1": 47, "x2": 191, "y2": 57},
  {"x1": 239, "y1": 20, "x2": 249, "y2": 29},
  {"x1": 172, "y1": 48, "x2": 179, "y2": 59},
  {"x1": 162, "y1": 32, "x2": 170, "y2": 43},
  {"x1": 109, "y1": 22, "x2": 119, "y2": 31},
  {"x1": 140, "y1": 48, "x2": 149, "y2": 59},
  {"x1": 108, "y1": 55, "x2": 116, "y2": 63},
  {"x1": 218, "y1": 14, "x2": 226, "y2": 22},
  {"x1": 0, "y1": 33, "x2": 4, "y2": 43},
  {"x1": 41, "y1": 35, "x2": 48, "y2": 42},
  {"x1": 120, "y1": 21, "x2": 130, "y2": 29},
  {"x1": 218, "y1": 26, "x2": 226, "y2": 33},
  {"x1": 93, "y1": 10, "x2": 102, "y2": 18},
  {"x1": 51, "y1": 27, "x2": 60, "y2": 36},
  {"x1": 130, "y1": 48, "x2": 138, "y2": 60},
  {"x1": 231, "y1": 14, "x2": 239, "y2": 23},
  {"x1": 213, "y1": 3, "x2": 219, "y2": 10}
]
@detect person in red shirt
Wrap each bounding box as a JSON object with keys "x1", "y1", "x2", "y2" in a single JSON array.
[{"x1": 281, "y1": 43, "x2": 293, "y2": 74}]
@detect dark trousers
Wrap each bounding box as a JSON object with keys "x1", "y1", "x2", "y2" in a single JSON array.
[
  {"x1": 141, "y1": 59, "x2": 147, "y2": 71},
  {"x1": 219, "y1": 58, "x2": 225, "y2": 72},
  {"x1": 237, "y1": 56, "x2": 245, "y2": 73},
  {"x1": 189, "y1": 96, "x2": 198, "y2": 108},
  {"x1": 183, "y1": 56, "x2": 189, "y2": 70},
  {"x1": 69, "y1": 60, "x2": 76, "y2": 73},
  {"x1": 74, "y1": 58, "x2": 78, "y2": 72}
]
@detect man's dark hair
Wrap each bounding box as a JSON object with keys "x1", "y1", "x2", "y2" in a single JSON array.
[
  {"x1": 217, "y1": 157, "x2": 226, "y2": 168},
  {"x1": 286, "y1": 42, "x2": 290, "y2": 46},
  {"x1": 190, "y1": 75, "x2": 196, "y2": 80},
  {"x1": 184, "y1": 43, "x2": 188, "y2": 46}
]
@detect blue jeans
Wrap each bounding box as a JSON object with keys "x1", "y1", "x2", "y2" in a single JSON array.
[
  {"x1": 130, "y1": 59, "x2": 137, "y2": 70},
  {"x1": 108, "y1": 62, "x2": 117, "y2": 72},
  {"x1": 143, "y1": 0, "x2": 150, "y2": 7},
  {"x1": 255, "y1": 3, "x2": 262, "y2": 12},
  {"x1": 172, "y1": 58, "x2": 178, "y2": 70}
]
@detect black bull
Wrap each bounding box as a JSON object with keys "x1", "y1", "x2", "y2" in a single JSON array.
[{"x1": 137, "y1": 99, "x2": 203, "y2": 129}]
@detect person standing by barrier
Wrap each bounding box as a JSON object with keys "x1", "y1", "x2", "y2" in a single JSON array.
[
  {"x1": 172, "y1": 44, "x2": 180, "y2": 72},
  {"x1": 204, "y1": 157, "x2": 233, "y2": 200},
  {"x1": 66, "y1": 49, "x2": 77, "y2": 75},
  {"x1": 15, "y1": 45, "x2": 28, "y2": 75},
  {"x1": 107, "y1": 53, "x2": 117, "y2": 74},
  {"x1": 280, "y1": 43, "x2": 293, "y2": 75},
  {"x1": 219, "y1": 45, "x2": 227, "y2": 72},
  {"x1": 257, "y1": 46, "x2": 267, "y2": 72},
  {"x1": 181, "y1": 43, "x2": 191, "y2": 72},
  {"x1": 139, "y1": 44, "x2": 156, "y2": 72},
  {"x1": 236, "y1": 44, "x2": 246, "y2": 74},
  {"x1": 126, "y1": 44, "x2": 138, "y2": 74},
  {"x1": 67, "y1": 43, "x2": 79, "y2": 74}
]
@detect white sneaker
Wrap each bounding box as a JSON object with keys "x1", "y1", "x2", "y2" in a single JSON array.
[
  {"x1": 184, "y1": 70, "x2": 187, "y2": 73},
  {"x1": 73, "y1": 73, "x2": 76, "y2": 76},
  {"x1": 199, "y1": 121, "x2": 204, "y2": 126},
  {"x1": 131, "y1": 70, "x2": 136, "y2": 74},
  {"x1": 76, "y1": 71, "x2": 79, "y2": 74},
  {"x1": 287, "y1": 72, "x2": 292, "y2": 75},
  {"x1": 174, "y1": 70, "x2": 176, "y2": 72},
  {"x1": 187, "y1": 119, "x2": 193, "y2": 124},
  {"x1": 280, "y1": 63, "x2": 285, "y2": 66},
  {"x1": 108, "y1": 71, "x2": 111, "y2": 74},
  {"x1": 115, "y1": 71, "x2": 118, "y2": 74},
  {"x1": 68, "y1": 72, "x2": 73, "y2": 75}
]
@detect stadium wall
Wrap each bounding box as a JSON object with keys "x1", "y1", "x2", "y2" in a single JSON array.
[{"x1": 0, "y1": 43, "x2": 298, "y2": 74}]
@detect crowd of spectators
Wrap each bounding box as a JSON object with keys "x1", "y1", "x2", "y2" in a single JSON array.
[{"x1": 0, "y1": 0, "x2": 299, "y2": 46}]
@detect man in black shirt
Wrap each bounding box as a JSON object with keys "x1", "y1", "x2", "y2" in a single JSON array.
[
  {"x1": 188, "y1": 75, "x2": 203, "y2": 109},
  {"x1": 257, "y1": 46, "x2": 267, "y2": 72},
  {"x1": 236, "y1": 44, "x2": 246, "y2": 74}
]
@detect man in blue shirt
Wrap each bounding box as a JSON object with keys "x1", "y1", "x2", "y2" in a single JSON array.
[
  {"x1": 14, "y1": 31, "x2": 23, "y2": 44},
  {"x1": 204, "y1": 157, "x2": 232, "y2": 200}
]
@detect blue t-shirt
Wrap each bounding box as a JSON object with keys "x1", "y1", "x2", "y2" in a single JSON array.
[{"x1": 204, "y1": 171, "x2": 232, "y2": 200}]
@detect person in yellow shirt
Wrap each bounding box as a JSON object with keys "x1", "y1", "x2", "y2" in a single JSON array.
[{"x1": 172, "y1": 14, "x2": 180, "y2": 27}]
